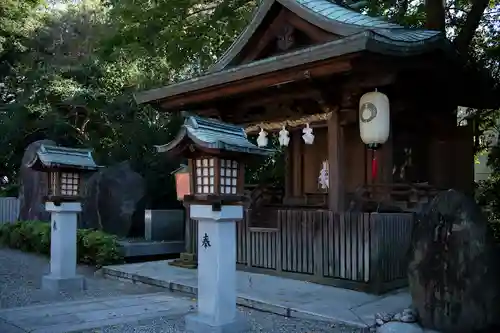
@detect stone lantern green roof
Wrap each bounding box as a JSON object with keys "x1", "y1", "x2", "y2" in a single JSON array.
[
  {"x1": 26, "y1": 144, "x2": 99, "y2": 171},
  {"x1": 155, "y1": 116, "x2": 274, "y2": 156}
]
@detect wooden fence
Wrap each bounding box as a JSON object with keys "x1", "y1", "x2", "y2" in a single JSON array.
[
  {"x1": 0, "y1": 197, "x2": 20, "y2": 224},
  {"x1": 189, "y1": 208, "x2": 414, "y2": 294}
]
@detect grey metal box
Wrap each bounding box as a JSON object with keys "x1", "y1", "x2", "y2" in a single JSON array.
[{"x1": 144, "y1": 209, "x2": 185, "y2": 242}]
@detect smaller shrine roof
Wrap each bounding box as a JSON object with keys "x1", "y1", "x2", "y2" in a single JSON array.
[
  {"x1": 155, "y1": 116, "x2": 273, "y2": 156},
  {"x1": 26, "y1": 144, "x2": 99, "y2": 171}
]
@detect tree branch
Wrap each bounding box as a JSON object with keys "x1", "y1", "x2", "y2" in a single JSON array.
[{"x1": 453, "y1": 0, "x2": 490, "y2": 56}]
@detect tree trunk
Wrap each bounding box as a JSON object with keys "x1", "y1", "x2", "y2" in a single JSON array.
[{"x1": 425, "y1": 0, "x2": 445, "y2": 31}]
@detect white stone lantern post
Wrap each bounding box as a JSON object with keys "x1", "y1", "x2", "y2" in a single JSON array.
[
  {"x1": 155, "y1": 115, "x2": 272, "y2": 333},
  {"x1": 26, "y1": 144, "x2": 98, "y2": 292}
]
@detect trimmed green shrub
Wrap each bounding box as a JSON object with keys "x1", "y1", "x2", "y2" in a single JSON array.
[{"x1": 0, "y1": 221, "x2": 124, "y2": 268}]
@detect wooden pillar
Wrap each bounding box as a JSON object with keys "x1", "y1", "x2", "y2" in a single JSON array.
[
  {"x1": 328, "y1": 110, "x2": 345, "y2": 212},
  {"x1": 284, "y1": 141, "x2": 293, "y2": 199},
  {"x1": 292, "y1": 130, "x2": 302, "y2": 197}
]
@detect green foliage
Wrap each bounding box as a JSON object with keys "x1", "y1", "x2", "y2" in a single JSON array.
[
  {"x1": 475, "y1": 177, "x2": 500, "y2": 241},
  {"x1": 477, "y1": 144, "x2": 500, "y2": 220},
  {"x1": 0, "y1": 1, "x2": 183, "y2": 207},
  {"x1": 76, "y1": 227, "x2": 123, "y2": 267},
  {"x1": 0, "y1": 221, "x2": 124, "y2": 267}
]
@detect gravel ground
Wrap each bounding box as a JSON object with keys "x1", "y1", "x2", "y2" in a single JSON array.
[
  {"x1": 77, "y1": 311, "x2": 362, "y2": 333},
  {"x1": 0, "y1": 248, "x2": 363, "y2": 333},
  {"x1": 0, "y1": 247, "x2": 164, "y2": 309}
]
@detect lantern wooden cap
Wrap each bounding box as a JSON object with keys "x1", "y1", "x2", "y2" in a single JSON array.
[
  {"x1": 44, "y1": 195, "x2": 84, "y2": 205},
  {"x1": 184, "y1": 194, "x2": 248, "y2": 206}
]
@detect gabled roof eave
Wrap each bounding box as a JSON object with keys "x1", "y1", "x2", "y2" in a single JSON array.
[
  {"x1": 209, "y1": 0, "x2": 404, "y2": 73},
  {"x1": 134, "y1": 30, "x2": 446, "y2": 106}
]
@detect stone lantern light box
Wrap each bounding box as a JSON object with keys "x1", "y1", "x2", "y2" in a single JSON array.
[
  {"x1": 26, "y1": 144, "x2": 99, "y2": 202},
  {"x1": 156, "y1": 115, "x2": 273, "y2": 202}
]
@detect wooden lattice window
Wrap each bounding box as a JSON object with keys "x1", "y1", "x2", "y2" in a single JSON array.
[
  {"x1": 220, "y1": 159, "x2": 238, "y2": 195},
  {"x1": 60, "y1": 172, "x2": 80, "y2": 196},
  {"x1": 195, "y1": 158, "x2": 215, "y2": 194}
]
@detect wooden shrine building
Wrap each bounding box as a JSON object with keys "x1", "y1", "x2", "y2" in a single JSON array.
[{"x1": 135, "y1": 0, "x2": 499, "y2": 293}]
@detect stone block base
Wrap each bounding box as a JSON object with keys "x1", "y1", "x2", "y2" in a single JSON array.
[
  {"x1": 42, "y1": 274, "x2": 86, "y2": 293},
  {"x1": 185, "y1": 313, "x2": 249, "y2": 333},
  {"x1": 169, "y1": 252, "x2": 197, "y2": 269}
]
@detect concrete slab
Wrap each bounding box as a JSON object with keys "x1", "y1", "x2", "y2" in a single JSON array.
[
  {"x1": 0, "y1": 292, "x2": 195, "y2": 333},
  {"x1": 102, "y1": 260, "x2": 412, "y2": 328},
  {"x1": 118, "y1": 239, "x2": 185, "y2": 257}
]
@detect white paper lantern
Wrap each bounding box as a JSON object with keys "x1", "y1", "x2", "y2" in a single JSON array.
[
  {"x1": 359, "y1": 90, "x2": 390, "y2": 147},
  {"x1": 256, "y1": 127, "x2": 268, "y2": 147}
]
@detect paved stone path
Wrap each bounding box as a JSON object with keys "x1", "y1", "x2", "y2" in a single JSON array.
[{"x1": 102, "y1": 260, "x2": 412, "y2": 328}]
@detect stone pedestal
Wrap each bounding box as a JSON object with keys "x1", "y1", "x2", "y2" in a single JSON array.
[
  {"x1": 185, "y1": 204, "x2": 248, "y2": 333},
  {"x1": 42, "y1": 202, "x2": 85, "y2": 292}
]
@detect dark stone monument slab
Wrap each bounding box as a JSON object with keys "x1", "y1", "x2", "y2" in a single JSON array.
[
  {"x1": 18, "y1": 140, "x2": 56, "y2": 221},
  {"x1": 81, "y1": 161, "x2": 144, "y2": 237},
  {"x1": 408, "y1": 189, "x2": 500, "y2": 332}
]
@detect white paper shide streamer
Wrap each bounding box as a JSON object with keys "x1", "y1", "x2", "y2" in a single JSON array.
[
  {"x1": 302, "y1": 123, "x2": 314, "y2": 144},
  {"x1": 278, "y1": 126, "x2": 290, "y2": 147},
  {"x1": 256, "y1": 127, "x2": 268, "y2": 147}
]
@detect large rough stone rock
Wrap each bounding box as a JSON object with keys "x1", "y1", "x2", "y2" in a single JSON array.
[
  {"x1": 408, "y1": 189, "x2": 500, "y2": 332},
  {"x1": 18, "y1": 140, "x2": 56, "y2": 221},
  {"x1": 81, "y1": 161, "x2": 145, "y2": 237}
]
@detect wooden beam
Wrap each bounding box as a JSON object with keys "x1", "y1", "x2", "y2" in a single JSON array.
[
  {"x1": 236, "y1": 89, "x2": 322, "y2": 109},
  {"x1": 344, "y1": 71, "x2": 397, "y2": 90},
  {"x1": 241, "y1": 9, "x2": 288, "y2": 64},
  {"x1": 245, "y1": 110, "x2": 334, "y2": 134},
  {"x1": 159, "y1": 59, "x2": 352, "y2": 110}
]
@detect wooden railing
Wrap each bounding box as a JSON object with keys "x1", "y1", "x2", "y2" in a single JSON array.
[
  {"x1": 349, "y1": 183, "x2": 440, "y2": 212},
  {"x1": 188, "y1": 208, "x2": 414, "y2": 293}
]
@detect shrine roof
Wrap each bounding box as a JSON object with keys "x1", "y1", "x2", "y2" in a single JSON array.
[
  {"x1": 134, "y1": 0, "x2": 452, "y2": 107},
  {"x1": 26, "y1": 144, "x2": 99, "y2": 171},
  {"x1": 135, "y1": 29, "x2": 445, "y2": 105},
  {"x1": 155, "y1": 116, "x2": 273, "y2": 156},
  {"x1": 210, "y1": 0, "x2": 413, "y2": 72}
]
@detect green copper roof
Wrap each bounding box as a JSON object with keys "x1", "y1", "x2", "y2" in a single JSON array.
[
  {"x1": 294, "y1": 0, "x2": 400, "y2": 29},
  {"x1": 209, "y1": 0, "x2": 434, "y2": 72},
  {"x1": 26, "y1": 144, "x2": 99, "y2": 171},
  {"x1": 155, "y1": 116, "x2": 273, "y2": 156}
]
